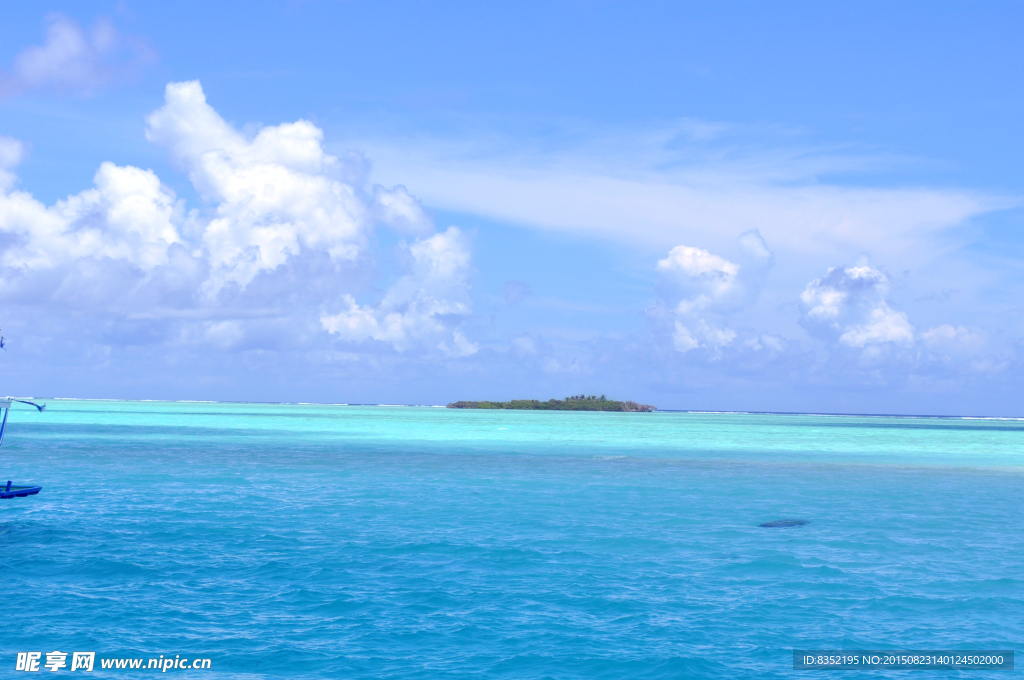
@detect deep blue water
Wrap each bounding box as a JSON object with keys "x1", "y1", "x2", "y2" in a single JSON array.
[{"x1": 1, "y1": 401, "x2": 1021, "y2": 677}]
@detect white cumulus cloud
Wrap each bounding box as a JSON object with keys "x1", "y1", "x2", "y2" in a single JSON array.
[
  {"x1": 800, "y1": 265, "x2": 914, "y2": 348},
  {"x1": 0, "y1": 160, "x2": 182, "y2": 271},
  {"x1": 656, "y1": 231, "x2": 773, "y2": 355},
  {"x1": 657, "y1": 245, "x2": 739, "y2": 314},
  {"x1": 0, "y1": 80, "x2": 473, "y2": 357},
  {"x1": 146, "y1": 81, "x2": 373, "y2": 294}
]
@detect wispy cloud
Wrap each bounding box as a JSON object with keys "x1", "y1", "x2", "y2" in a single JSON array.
[
  {"x1": 0, "y1": 14, "x2": 156, "y2": 98},
  {"x1": 321, "y1": 226, "x2": 476, "y2": 354},
  {"x1": 354, "y1": 124, "x2": 1011, "y2": 274}
]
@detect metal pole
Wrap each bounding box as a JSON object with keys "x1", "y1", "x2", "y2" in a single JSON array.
[{"x1": 0, "y1": 407, "x2": 9, "y2": 450}]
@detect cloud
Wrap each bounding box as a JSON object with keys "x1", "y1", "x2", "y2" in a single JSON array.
[
  {"x1": 671, "y1": 319, "x2": 736, "y2": 353},
  {"x1": 511, "y1": 335, "x2": 538, "y2": 357},
  {"x1": 320, "y1": 227, "x2": 475, "y2": 354},
  {"x1": 0, "y1": 136, "x2": 26, "y2": 170},
  {"x1": 0, "y1": 80, "x2": 1015, "y2": 408},
  {"x1": 800, "y1": 265, "x2": 914, "y2": 348},
  {"x1": 921, "y1": 324, "x2": 986, "y2": 357},
  {"x1": 657, "y1": 245, "x2": 739, "y2": 313},
  {"x1": 0, "y1": 80, "x2": 469, "y2": 357},
  {"x1": 656, "y1": 245, "x2": 740, "y2": 354},
  {"x1": 0, "y1": 136, "x2": 27, "y2": 191},
  {"x1": 356, "y1": 131, "x2": 1007, "y2": 271},
  {"x1": 0, "y1": 160, "x2": 182, "y2": 272},
  {"x1": 373, "y1": 185, "x2": 435, "y2": 236},
  {"x1": 655, "y1": 231, "x2": 773, "y2": 355},
  {"x1": 1, "y1": 14, "x2": 155, "y2": 97},
  {"x1": 919, "y1": 325, "x2": 1002, "y2": 372},
  {"x1": 653, "y1": 239, "x2": 992, "y2": 379},
  {"x1": 145, "y1": 81, "x2": 375, "y2": 294},
  {"x1": 353, "y1": 119, "x2": 1020, "y2": 395}
]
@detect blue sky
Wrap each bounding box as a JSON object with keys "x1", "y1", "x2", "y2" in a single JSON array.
[{"x1": 1, "y1": 2, "x2": 1023, "y2": 414}]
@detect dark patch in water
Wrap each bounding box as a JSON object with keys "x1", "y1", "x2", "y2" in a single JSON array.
[{"x1": 759, "y1": 519, "x2": 809, "y2": 528}]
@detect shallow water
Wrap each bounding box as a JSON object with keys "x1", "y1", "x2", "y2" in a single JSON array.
[{"x1": 2, "y1": 401, "x2": 1021, "y2": 677}]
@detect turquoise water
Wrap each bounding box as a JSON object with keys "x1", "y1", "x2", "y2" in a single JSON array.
[{"x1": 2, "y1": 401, "x2": 1021, "y2": 677}]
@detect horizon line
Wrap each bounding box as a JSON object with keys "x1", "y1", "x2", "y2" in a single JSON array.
[{"x1": 36, "y1": 397, "x2": 1024, "y2": 420}]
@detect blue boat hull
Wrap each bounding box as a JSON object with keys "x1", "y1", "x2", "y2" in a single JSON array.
[{"x1": 0, "y1": 485, "x2": 41, "y2": 499}]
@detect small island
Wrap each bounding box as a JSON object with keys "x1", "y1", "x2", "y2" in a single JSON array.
[{"x1": 447, "y1": 394, "x2": 656, "y2": 412}]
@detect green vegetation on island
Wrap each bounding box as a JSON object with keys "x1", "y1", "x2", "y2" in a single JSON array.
[{"x1": 447, "y1": 394, "x2": 656, "y2": 412}]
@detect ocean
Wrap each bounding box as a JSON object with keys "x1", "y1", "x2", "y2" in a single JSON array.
[{"x1": 1, "y1": 400, "x2": 1021, "y2": 677}]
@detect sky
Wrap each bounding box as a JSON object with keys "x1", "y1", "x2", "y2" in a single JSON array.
[{"x1": 0, "y1": 1, "x2": 1023, "y2": 414}]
